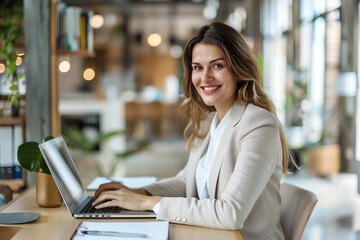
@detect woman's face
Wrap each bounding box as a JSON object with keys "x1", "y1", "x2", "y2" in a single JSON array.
[{"x1": 191, "y1": 43, "x2": 237, "y2": 119}]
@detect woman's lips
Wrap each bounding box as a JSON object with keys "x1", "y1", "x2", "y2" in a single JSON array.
[{"x1": 201, "y1": 85, "x2": 220, "y2": 94}]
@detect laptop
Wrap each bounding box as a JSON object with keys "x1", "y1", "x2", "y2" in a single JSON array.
[{"x1": 38, "y1": 136, "x2": 156, "y2": 218}]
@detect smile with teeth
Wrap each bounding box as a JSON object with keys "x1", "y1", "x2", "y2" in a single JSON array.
[
  {"x1": 204, "y1": 86, "x2": 218, "y2": 91},
  {"x1": 201, "y1": 86, "x2": 220, "y2": 93}
]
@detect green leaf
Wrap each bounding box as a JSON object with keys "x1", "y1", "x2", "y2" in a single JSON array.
[
  {"x1": 17, "y1": 136, "x2": 55, "y2": 175},
  {"x1": 17, "y1": 141, "x2": 51, "y2": 175},
  {"x1": 61, "y1": 126, "x2": 95, "y2": 152},
  {"x1": 9, "y1": 84, "x2": 17, "y2": 91},
  {"x1": 98, "y1": 130, "x2": 124, "y2": 141},
  {"x1": 5, "y1": 67, "x2": 13, "y2": 76},
  {"x1": 43, "y1": 136, "x2": 54, "y2": 142},
  {"x1": 4, "y1": 43, "x2": 14, "y2": 55},
  {"x1": 17, "y1": 72, "x2": 24, "y2": 79},
  {"x1": 10, "y1": 94, "x2": 19, "y2": 105}
]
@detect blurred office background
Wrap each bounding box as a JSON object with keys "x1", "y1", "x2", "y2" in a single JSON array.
[{"x1": 1, "y1": 0, "x2": 360, "y2": 239}]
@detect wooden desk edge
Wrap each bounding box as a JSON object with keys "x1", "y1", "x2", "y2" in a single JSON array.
[{"x1": 1, "y1": 186, "x2": 243, "y2": 240}]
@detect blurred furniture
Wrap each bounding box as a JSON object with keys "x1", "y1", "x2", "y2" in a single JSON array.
[
  {"x1": 59, "y1": 98, "x2": 126, "y2": 153},
  {"x1": 0, "y1": 186, "x2": 244, "y2": 240},
  {"x1": 125, "y1": 100, "x2": 188, "y2": 139},
  {"x1": 125, "y1": 101, "x2": 141, "y2": 138},
  {"x1": 280, "y1": 183, "x2": 318, "y2": 240},
  {"x1": 166, "y1": 100, "x2": 188, "y2": 137},
  {"x1": 142, "y1": 101, "x2": 163, "y2": 138}
]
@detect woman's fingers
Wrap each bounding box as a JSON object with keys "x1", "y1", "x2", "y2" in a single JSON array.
[
  {"x1": 92, "y1": 189, "x2": 123, "y2": 207},
  {"x1": 92, "y1": 189, "x2": 148, "y2": 211},
  {"x1": 93, "y1": 181, "x2": 128, "y2": 199},
  {"x1": 94, "y1": 199, "x2": 118, "y2": 209}
]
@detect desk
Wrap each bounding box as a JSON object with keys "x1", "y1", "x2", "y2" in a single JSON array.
[{"x1": 0, "y1": 187, "x2": 243, "y2": 240}]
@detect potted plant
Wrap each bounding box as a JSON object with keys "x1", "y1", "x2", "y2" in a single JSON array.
[
  {"x1": 306, "y1": 122, "x2": 340, "y2": 177},
  {"x1": 301, "y1": 99, "x2": 341, "y2": 177},
  {"x1": 61, "y1": 126, "x2": 149, "y2": 177},
  {"x1": 17, "y1": 136, "x2": 63, "y2": 207},
  {"x1": 0, "y1": 0, "x2": 24, "y2": 116}
]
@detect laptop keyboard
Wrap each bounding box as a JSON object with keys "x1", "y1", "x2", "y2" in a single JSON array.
[{"x1": 81, "y1": 198, "x2": 122, "y2": 214}]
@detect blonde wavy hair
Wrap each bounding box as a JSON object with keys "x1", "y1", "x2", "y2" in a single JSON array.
[{"x1": 182, "y1": 22, "x2": 293, "y2": 173}]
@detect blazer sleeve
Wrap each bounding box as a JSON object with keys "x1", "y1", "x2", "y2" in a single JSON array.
[
  {"x1": 143, "y1": 114, "x2": 212, "y2": 197},
  {"x1": 155, "y1": 108, "x2": 282, "y2": 230},
  {"x1": 142, "y1": 157, "x2": 190, "y2": 197}
]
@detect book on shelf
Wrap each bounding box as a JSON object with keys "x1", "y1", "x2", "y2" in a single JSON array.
[
  {"x1": 86, "y1": 11, "x2": 94, "y2": 52},
  {"x1": 57, "y1": 2, "x2": 94, "y2": 53},
  {"x1": 13, "y1": 125, "x2": 23, "y2": 179},
  {"x1": 0, "y1": 126, "x2": 13, "y2": 179},
  {"x1": 57, "y1": 1, "x2": 67, "y2": 51},
  {"x1": 0, "y1": 125, "x2": 23, "y2": 179}
]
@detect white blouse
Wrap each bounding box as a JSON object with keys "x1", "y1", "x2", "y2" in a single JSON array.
[
  {"x1": 195, "y1": 110, "x2": 230, "y2": 199},
  {"x1": 152, "y1": 108, "x2": 231, "y2": 213}
]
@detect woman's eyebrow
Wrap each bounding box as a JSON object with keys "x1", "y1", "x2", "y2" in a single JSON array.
[
  {"x1": 192, "y1": 58, "x2": 225, "y2": 65},
  {"x1": 209, "y1": 58, "x2": 225, "y2": 63}
]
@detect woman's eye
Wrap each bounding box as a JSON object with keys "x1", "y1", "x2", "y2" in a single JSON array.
[
  {"x1": 193, "y1": 66, "x2": 201, "y2": 70},
  {"x1": 214, "y1": 64, "x2": 223, "y2": 69}
]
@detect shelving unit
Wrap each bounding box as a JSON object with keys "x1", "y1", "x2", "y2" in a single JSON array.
[
  {"x1": 57, "y1": 50, "x2": 95, "y2": 57},
  {"x1": 52, "y1": 1, "x2": 127, "y2": 173},
  {"x1": 52, "y1": 0, "x2": 98, "y2": 137},
  {"x1": 0, "y1": 115, "x2": 26, "y2": 199},
  {"x1": 0, "y1": 117, "x2": 24, "y2": 126}
]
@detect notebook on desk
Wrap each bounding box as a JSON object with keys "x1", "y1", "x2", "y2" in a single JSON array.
[
  {"x1": 71, "y1": 221, "x2": 169, "y2": 240},
  {"x1": 38, "y1": 136, "x2": 156, "y2": 218}
]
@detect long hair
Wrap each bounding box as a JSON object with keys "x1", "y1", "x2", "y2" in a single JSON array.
[{"x1": 182, "y1": 22, "x2": 293, "y2": 173}]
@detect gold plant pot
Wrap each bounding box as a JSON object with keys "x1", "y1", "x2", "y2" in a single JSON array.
[{"x1": 36, "y1": 173, "x2": 62, "y2": 207}]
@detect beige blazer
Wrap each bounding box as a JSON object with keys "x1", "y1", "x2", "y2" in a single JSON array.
[{"x1": 144, "y1": 103, "x2": 285, "y2": 240}]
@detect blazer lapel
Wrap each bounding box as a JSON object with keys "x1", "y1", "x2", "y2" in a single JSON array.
[
  {"x1": 208, "y1": 103, "x2": 246, "y2": 198},
  {"x1": 187, "y1": 120, "x2": 212, "y2": 198}
]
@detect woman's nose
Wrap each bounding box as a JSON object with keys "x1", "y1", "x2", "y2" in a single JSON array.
[{"x1": 201, "y1": 68, "x2": 213, "y2": 82}]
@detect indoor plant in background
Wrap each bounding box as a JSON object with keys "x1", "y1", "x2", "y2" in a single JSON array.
[
  {"x1": 62, "y1": 126, "x2": 149, "y2": 177},
  {"x1": 306, "y1": 116, "x2": 340, "y2": 177},
  {"x1": 17, "y1": 136, "x2": 63, "y2": 207},
  {"x1": 0, "y1": 0, "x2": 24, "y2": 116}
]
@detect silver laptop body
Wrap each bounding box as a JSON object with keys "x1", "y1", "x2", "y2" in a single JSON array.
[{"x1": 38, "y1": 136, "x2": 156, "y2": 218}]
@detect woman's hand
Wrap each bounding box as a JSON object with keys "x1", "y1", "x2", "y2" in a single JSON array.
[
  {"x1": 94, "y1": 181, "x2": 130, "y2": 199},
  {"x1": 92, "y1": 188, "x2": 162, "y2": 211},
  {"x1": 94, "y1": 181, "x2": 152, "y2": 199},
  {"x1": 92, "y1": 181, "x2": 161, "y2": 211}
]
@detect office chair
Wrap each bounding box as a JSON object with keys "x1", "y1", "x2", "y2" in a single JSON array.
[{"x1": 280, "y1": 183, "x2": 318, "y2": 240}]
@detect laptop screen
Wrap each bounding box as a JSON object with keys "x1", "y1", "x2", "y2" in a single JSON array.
[{"x1": 39, "y1": 136, "x2": 85, "y2": 207}]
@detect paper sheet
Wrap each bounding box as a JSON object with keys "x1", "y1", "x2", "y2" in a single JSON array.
[
  {"x1": 86, "y1": 176, "x2": 157, "y2": 190},
  {"x1": 71, "y1": 221, "x2": 169, "y2": 240}
]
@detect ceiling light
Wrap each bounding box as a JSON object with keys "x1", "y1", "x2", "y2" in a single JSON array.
[
  {"x1": 83, "y1": 68, "x2": 95, "y2": 81},
  {"x1": 0, "y1": 63, "x2": 5, "y2": 74},
  {"x1": 147, "y1": 33, "x2": 162, "y2": 47},
  {"x1": 59, "y1": 60, "x2": 71, "y2": 73},
  {"x1": 90, "y1": 14, "x2": 104, "y2": 29},
  {"x1": 15, "y1": 56, "x2": 22, "y2": 66}
]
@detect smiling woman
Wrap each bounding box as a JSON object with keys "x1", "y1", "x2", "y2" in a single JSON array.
[
  {"x1": 191, "y1": 43, "x2": 237, "y2": 120},
  {"x1": 92, "y1": 22, "x2": 295, "y2": 240}
]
